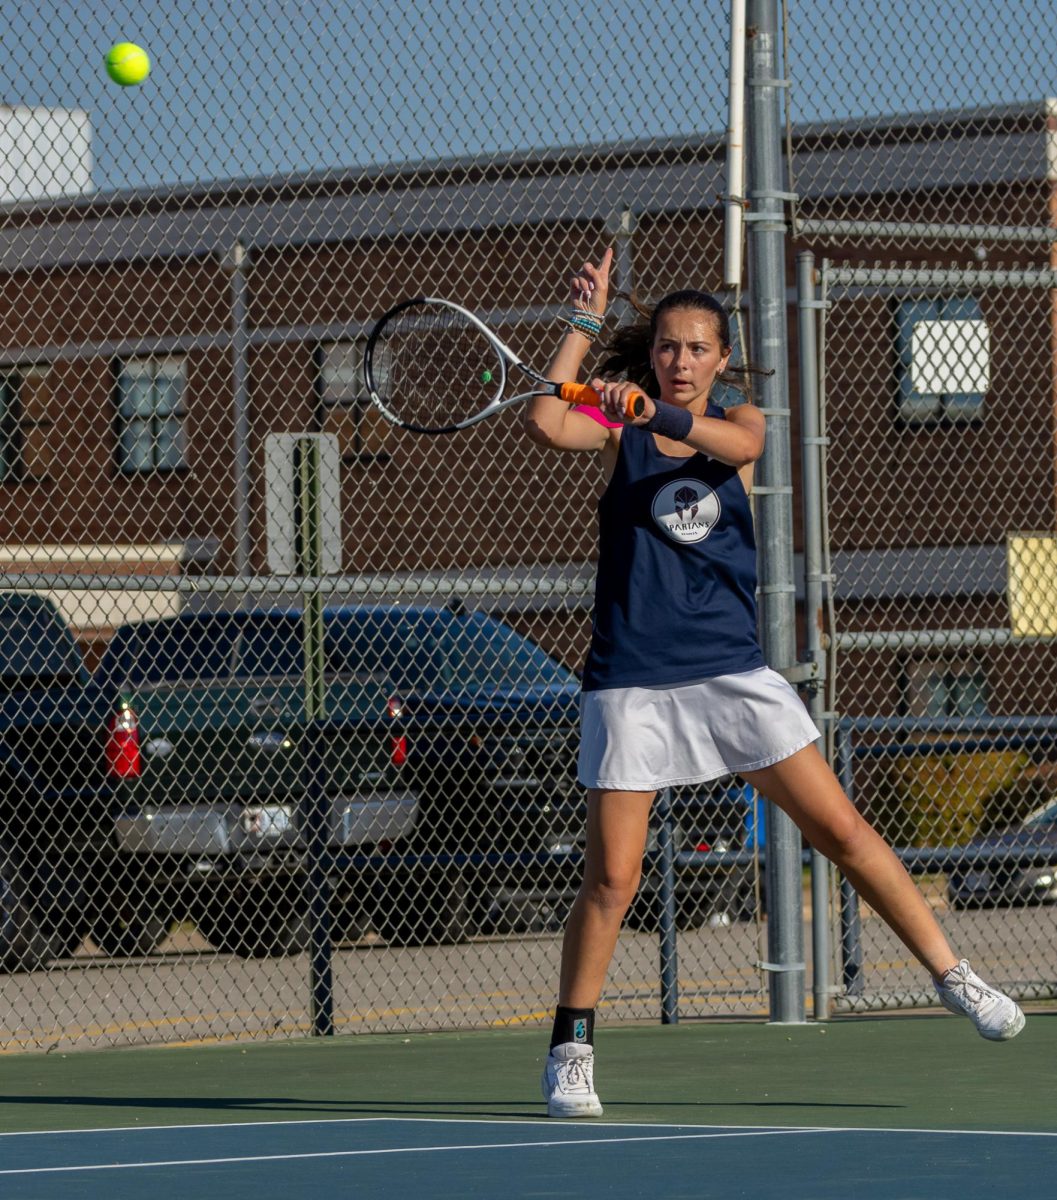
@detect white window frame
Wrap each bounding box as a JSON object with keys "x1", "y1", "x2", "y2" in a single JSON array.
[
  {"x1": 895, "y1": 297, "x2": 988, "y2": 426},
  {"x1": 115, "y1": 355, "x2": 188, "y2": 473}
]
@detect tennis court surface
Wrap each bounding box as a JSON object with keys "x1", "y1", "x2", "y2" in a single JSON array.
[{"x1": 2, "y1": 1014, "x2": 1054, "y2": 1198}]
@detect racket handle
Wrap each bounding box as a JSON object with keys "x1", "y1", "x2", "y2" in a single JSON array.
[{"x1": 558, "y1": 382, "x2": 646, "y2": 420}]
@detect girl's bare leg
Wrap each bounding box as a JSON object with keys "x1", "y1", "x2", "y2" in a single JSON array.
[
  {"x1": 741, "y1": 744, "x2": 958, "y2": 979},
  {"x1": 558, "y1": 788, "x2": 656, "y2": 1008}
]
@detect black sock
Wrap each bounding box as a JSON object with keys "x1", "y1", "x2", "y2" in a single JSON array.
[{"x1": 550, "y1": 1006, "x2": 595, "y2": 1049}]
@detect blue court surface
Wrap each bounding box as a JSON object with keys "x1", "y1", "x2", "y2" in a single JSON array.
[{"x1": 1, "y1": 1115, "x2": 1055, "y2": 1199}]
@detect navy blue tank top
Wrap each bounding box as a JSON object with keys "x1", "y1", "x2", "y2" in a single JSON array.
[{"x1": 581, "y1": 404, "x2": 764, "y2": 691}]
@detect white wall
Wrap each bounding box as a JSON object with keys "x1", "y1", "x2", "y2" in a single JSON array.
[{"x1": 0, "y1": 106, "x2": 93, "y2": 204}]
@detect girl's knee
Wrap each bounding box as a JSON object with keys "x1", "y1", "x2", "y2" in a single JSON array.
[
  {"x1": 581, "y1": 868, "x2": 641, "y2": 914},
  {"x1": 816, "y1": 810, "x2": 874, "y2": 869}
]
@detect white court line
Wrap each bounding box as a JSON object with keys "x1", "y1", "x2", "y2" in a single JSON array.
[
  {"x1": 0, "y1": 1116, "x2": 780, "y2": 1139},
  {"x1": 2, "y1": 1115, "x2": 1057, "y2": 1140},
  {"x1": 0, "y1": 1128, "x2": 836, "y2": 1177},
  {"x1": 383, "y1": 1117, "x2": 1057, "y2": 1137}
]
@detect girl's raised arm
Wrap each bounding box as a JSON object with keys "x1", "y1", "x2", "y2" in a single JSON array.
[{"x1": 523, "y1": 248, "x2": 615, "y2": 453}]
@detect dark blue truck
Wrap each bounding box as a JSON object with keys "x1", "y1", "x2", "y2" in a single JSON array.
[{"x1": 93, "y1": 604, "x2": 753, "y2": 956}]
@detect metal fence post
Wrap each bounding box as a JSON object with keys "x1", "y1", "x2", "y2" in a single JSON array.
[
  {"x1": 835, "y1": 722, "x2": 864, "y2": 996},
  {"x1": 746, "y1": 0, "x2": 806, "y2": 1023},
  {"x1": 296, "y1": 437, "x2": 335, "y2": 1037},
  {"x1": 796, "y1": 251, "x2": 833, "y2": 1020},
  {"x1": 655, "y1": 788, "x2": 679, "y2": 1024}
]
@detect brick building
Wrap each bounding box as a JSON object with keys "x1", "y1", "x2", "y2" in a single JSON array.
[{"x1": 0, "y1": 100, "x2": 1054, "y2": 719}]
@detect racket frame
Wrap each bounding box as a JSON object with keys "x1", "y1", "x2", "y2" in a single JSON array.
[{"x1": 363, "y1": 296, "x2": 619, "y2": 434}]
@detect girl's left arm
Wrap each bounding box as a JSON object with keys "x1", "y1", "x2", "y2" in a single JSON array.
[
  {"x1": 683, "y1": 402, "x2": 765, "y2": 467},
  {"x1": 591, "y1": 384, "x2": 766, "y2": 467}
]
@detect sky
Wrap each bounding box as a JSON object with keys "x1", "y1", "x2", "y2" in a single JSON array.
[{"x1": 0, "y1": 1, "x2": 1054, "y2": 196}]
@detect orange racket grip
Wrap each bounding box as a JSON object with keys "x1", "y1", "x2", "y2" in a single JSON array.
[{"x1": 558, "y1": 382, "x2": 646, "y2": 420}]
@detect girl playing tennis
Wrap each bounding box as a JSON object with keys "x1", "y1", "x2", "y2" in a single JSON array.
[{"x1": 524, "y1": 247, "x2": 1025, "y2": 1119}]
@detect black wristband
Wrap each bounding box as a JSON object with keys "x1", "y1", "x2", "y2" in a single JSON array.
[{"x1": 643, "y1": 400, "x2": 694, "y2": 441}]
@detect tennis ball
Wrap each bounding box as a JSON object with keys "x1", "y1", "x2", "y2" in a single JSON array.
[
  {"x1": 105, "y1": 42, "x2": 151, "y2": 87},
  {"x1": 481, "y1": 369, "x2": 493, "y2": 384}
]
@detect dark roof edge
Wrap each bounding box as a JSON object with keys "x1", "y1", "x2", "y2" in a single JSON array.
[{"x1": 0, "y1": 98, "x2": 1048, "y2": 221}]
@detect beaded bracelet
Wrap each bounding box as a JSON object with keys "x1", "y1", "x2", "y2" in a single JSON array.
[
  {"x1": 557, "y1": 309, "x2": 605, "y2": 341},
  {"x1": 556, "y1": 319, "x2": 598, "y2": 342}
]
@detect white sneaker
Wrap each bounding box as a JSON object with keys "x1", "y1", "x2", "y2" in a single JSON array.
[
  {"x1": 934, "y1": 959, "x2": 1026, "y2": 1041},
  {"x1": 542, "y1": 1042, "x2": 603, "y2": 1117}
]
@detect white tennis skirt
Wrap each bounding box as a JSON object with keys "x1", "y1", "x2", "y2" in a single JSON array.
[{"x1": 578, "y1": 666, "x2": 821, "y2": 791}]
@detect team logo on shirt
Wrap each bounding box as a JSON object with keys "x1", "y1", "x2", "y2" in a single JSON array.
[{"x1": 651, "y1": 478, "x2": 721, "y2": 543}]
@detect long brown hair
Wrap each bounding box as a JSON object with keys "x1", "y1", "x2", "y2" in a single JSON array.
[{"x1": 597, "y1": 290, "x2": 769, "y2": 400}]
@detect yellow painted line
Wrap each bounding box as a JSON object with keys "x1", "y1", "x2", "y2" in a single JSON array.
[
  {"x1": 1, "y1": 996, "x2": 541, "y2": 1051},
  {"x1": 2, "y1": 976, "x2": 773, "y2": 1052},
  {"x1": 489, "y1": 1009, "x2": 552, "y2": 1028},
  {"x1": 1, "y1": 1009, "x2": 299, "y2": 1044}
]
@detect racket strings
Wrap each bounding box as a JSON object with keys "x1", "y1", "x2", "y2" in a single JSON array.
[{"x1": 368, "y1": 303, "x2": 503, "y2": 431}]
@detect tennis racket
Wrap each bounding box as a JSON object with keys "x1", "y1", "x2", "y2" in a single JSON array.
[{"x1": 362, "y1": 296, "x2": 646, "y2": 435}]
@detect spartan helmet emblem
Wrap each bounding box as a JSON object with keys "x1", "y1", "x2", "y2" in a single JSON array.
[
  {"x1": 652, "y1": 478, "x2": 720, "y2": 543},
  {"x1": 673, "y1": 485, "x2": 700, "y2": 522}
]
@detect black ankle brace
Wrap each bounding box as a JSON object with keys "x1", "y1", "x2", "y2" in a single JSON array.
[{"x1": 550, "y1": 1006, "x2": 595, "y2": 1049}]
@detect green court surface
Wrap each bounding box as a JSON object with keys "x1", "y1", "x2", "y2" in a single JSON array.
[
  {"x1": 1, "y1": 1013, "x2": 1054, "y2": 1198},
  {"x1": 2, "y1": 1012, "x2": 1055, "y2": 1133}
]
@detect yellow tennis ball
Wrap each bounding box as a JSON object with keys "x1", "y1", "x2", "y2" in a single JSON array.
[{"x1": 105, "y1": 43, "x2": 151, "y2": 87}]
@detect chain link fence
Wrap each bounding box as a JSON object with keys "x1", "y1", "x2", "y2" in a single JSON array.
[
  {"x1": 1, "y1": 2, "x2": 1055, "y2": 1051},
  {"x1": 786, "y1": 0, "x2": 1057, "y2": 1014},
  {"x1": 800, "y1": 259, "x2": 1057, "y2": 1013}
]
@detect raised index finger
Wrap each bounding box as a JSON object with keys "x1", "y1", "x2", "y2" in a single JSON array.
[{"x1": 587, "y1": 246, "x2": 613, "y2": 285}]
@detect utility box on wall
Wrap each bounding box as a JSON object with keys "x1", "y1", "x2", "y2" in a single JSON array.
[{"x1": 264, "y1": 433, "x2": 343, "y2": 575}]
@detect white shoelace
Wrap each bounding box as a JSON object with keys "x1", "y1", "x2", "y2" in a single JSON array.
[
  {"x1": 943, "y1": 966, "x2": 1003, "y2": 1013},
  {"x1": 558, "y1": 1056, "x2": 591, "y2": 1091}
]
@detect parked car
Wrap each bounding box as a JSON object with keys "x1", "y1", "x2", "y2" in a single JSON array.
[
  {"x1": 947, "y1": 797, "x2": 1057, "y2": 909},
  {"x1": 0, "y1": 594, "x2": 126, "y2": 968},
  {"x1": 94, "y1": 606, "x2": 418, "y2": 956},
  {"x1": 94, "y1": 603, "x2": 754, "y2": 955}
]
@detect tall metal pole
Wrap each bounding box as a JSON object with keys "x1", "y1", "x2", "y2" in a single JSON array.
[
  {"x1": 724, "y1": 0, "x2": 747, "y2": 289},
  {"x1": 745, "y1": 0, "x2": 806, "y2": 1023}
]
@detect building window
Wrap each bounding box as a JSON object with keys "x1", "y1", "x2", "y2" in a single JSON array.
[
  {"x1": 318, "y1": 340, "x2": 391, "y2": 461},
  {"x1": 0, "y1": 367, "x2": 56, "y2": 482},
  {"x1": 894, "y1": 297, "x2": 989, "y2": 425},
  {"x1": 906, "y1": 659, "x2": 989, "y2": 718},
  {"x1": 115, "y1": 356, "x2": 188, "y2": 473}
]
